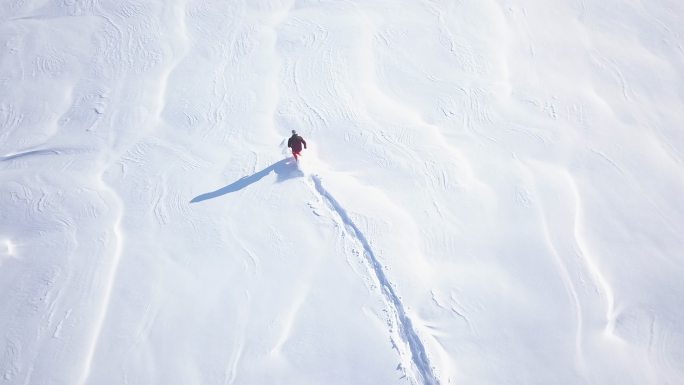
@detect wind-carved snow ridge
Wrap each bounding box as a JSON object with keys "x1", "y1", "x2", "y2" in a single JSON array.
[
  {"x1": 77, "y1": 172, "x2": 125, "y2": 385},
  {"x1": 311, "y1": 175, "x2": 439, "y2": 385}
]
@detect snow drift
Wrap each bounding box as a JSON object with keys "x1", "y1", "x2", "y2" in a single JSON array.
[{"x1": 1, "y1": 1, "x2": 683, "y2": 384}]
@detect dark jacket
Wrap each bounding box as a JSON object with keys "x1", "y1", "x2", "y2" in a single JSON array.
[{"x1": 288, "y1": 134, "x2": 307, "y2": 153}]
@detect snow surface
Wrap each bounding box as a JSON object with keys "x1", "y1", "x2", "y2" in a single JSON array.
[{"x1": 1, "y1": 0, "x2": 684, "y2": 384}]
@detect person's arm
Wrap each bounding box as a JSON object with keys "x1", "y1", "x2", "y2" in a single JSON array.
[{"x1": 302, "y1": 138, "x2": 307, "y2": 149}]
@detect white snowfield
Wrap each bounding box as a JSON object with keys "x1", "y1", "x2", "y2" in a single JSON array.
[{"x1": 1, "y1": 0, "x2": 683, "y2": 384}]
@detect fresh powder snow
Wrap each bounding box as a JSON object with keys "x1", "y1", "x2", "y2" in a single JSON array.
[{"x1": 1, "y1": 1, "x2": 683, "y2": 385}]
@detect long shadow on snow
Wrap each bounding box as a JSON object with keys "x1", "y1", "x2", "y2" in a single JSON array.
[{"x1": 190, "y1": 158, "x2": 303, "y2": 203}]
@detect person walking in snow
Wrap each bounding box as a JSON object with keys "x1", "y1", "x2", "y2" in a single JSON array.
[{"x1": 287, "y1": 130, "x2": 307, "y2": 161}]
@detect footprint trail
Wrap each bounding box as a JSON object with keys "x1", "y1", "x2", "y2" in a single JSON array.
[{"x1": 311, "y1": 175, "x2": 439, "y2": 385}]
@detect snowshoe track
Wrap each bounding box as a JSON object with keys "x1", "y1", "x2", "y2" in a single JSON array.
[{"x1": 311, "y1": 175, "x2": 439, "y2": 385}]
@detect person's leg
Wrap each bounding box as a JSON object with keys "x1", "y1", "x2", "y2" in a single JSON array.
[{"x1": 293, "y1": 150, "x2": 300, "y2": 161}]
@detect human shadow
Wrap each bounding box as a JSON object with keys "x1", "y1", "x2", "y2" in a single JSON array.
[{"x1": 190, "y1": 158, "x2": 304, "y2": 203}]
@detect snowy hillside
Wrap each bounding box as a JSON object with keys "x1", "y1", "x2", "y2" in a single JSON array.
[{"x1": 1, "y1": 0, "x2": 684, "y2": 384}]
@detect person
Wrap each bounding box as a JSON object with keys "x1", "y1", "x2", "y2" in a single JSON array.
[{"x1": 287, "y1": 130, "x2": 307, "y2": 161}]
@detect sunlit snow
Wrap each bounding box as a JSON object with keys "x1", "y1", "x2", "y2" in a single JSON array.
[{"x1": 1, "y1": 1, "x2": 683, "y2": 384}]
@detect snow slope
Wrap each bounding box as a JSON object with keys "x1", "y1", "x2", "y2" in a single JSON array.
[{"x1": 1, "y1": 0, "x2": 684, "y2": 384}]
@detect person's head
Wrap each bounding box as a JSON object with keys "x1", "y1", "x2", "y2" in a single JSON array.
[{"x1": 291, "y1": 130, "x2": 297, "y2": 135}]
